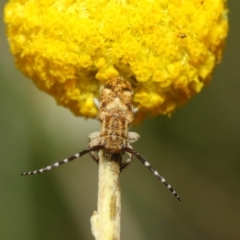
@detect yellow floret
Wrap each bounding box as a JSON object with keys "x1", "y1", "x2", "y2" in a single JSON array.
[{"x1": 4, "y1": 0, "x2": 228, "y2": 123}]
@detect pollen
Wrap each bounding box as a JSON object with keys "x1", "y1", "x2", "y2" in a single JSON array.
[{"x1": 4, "y1": 0, "x2": 228, "y2": 123}]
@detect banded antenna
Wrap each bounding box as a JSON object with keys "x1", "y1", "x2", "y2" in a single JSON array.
[
  {"x1": 21, "y1": 145, "x2": 104, "y2": 176},
  {"x1": 123, "y1": 147, "x2": 181, "y2": 201}
]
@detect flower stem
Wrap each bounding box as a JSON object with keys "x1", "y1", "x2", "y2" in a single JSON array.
[{"x1": 91, "y1": 150, "x2": 121, "y2": 240}]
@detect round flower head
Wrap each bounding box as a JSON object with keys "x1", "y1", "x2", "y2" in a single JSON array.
[{"x1": 4, "y1": 0, "x2": 228, "y2": 123}]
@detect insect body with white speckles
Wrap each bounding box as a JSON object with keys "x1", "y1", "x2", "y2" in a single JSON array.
[{"x1": 22, "y1": 77, "x2": 181, "y2": 201}]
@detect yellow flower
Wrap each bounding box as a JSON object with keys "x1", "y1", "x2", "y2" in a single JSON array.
[{"x1": 4, "y1": 0, "x2": 228, "y2": 123}]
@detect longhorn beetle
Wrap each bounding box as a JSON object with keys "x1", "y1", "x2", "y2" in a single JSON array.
[{"x1": 22, "y1": 77, "x2": 181, "y2": 201}]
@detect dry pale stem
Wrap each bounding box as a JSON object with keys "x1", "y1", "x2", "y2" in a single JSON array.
[{"x1": 91, "y1": 150, "x2": 121, "y2": 240}]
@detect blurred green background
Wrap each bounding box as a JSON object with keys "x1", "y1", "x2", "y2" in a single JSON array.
[{"x1": 1, "y1": 1, "x2": 239, "y2": 239}]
